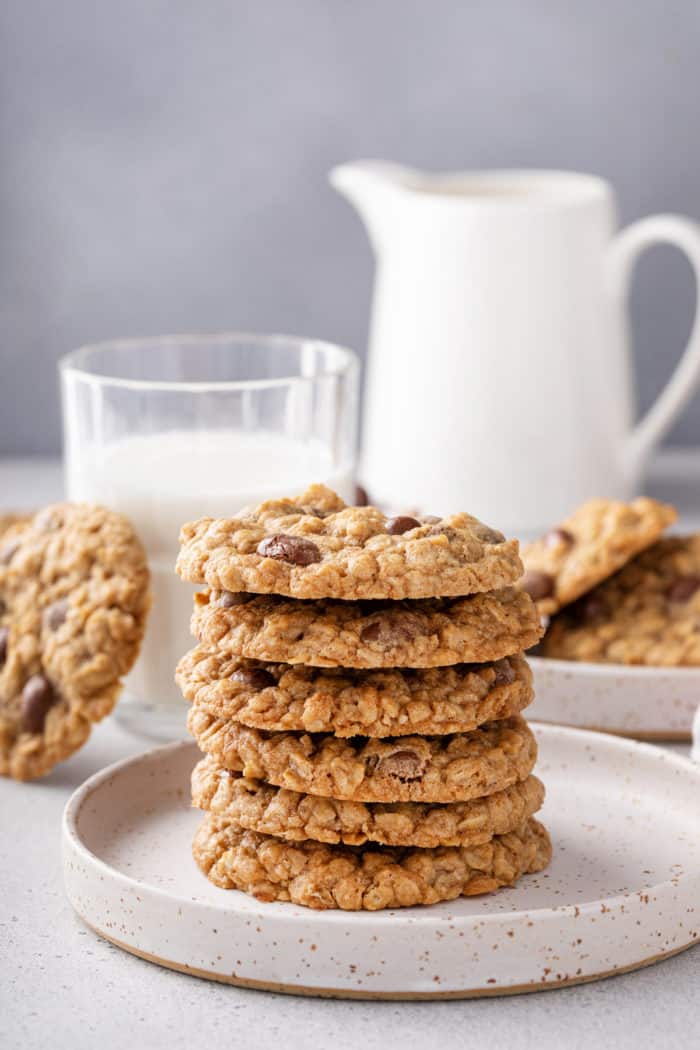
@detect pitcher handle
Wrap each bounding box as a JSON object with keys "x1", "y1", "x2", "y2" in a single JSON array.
[{"x1": 607, "y1": 214, "x2": 700, "y2": 473}]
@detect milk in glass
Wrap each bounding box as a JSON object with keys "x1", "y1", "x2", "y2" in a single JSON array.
[{"x1": 67, "y1": 429, "x2": 354, "y2": 719}]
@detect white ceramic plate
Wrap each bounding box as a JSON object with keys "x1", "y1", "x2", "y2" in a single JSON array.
[
  {"x1": 62, "y1": 726, "x2": 700, "y2": 1000},
  {"x1": 528, "y1": 656, "x2": 700, "y2": 740}
]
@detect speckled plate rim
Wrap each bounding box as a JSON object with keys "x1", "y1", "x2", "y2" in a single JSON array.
[
  {"x1": 66, "y1": 925, "x2": 699, "y2": 1000},
  {"x1": 62, "y1": 727, "x2": 700, "y2": 999},
  {"x1": 530, "y1": 655, "x2": 700, "y2": 681},
  {"x1": 528, "y1": 656, "x2": 700, "y2": 740}
]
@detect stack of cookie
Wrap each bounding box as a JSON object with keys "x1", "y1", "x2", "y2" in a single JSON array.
[
  {"x1": 176, "y1": 485, "x2": 551, "y2": 911},
  {"x1": 520, "y1": 497, "x2": 696, "y2": 664}
]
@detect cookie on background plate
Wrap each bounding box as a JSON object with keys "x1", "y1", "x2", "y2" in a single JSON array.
[
  {"x1": 176, "y1": 483, "x2": 523, "y2": 601},
  {"x1": 520, "y1": 497, "x2": 677, "y2": 617},
  {"x1": 190, "y1": 587, "x2": 543, "y2": 669},
  {"x1": 187, "y1": 708, "x2": 537, "y2": 804},
  {"x1": 0, "y1": 503, "x2": 150, "y2": 780},
  {"x1": 176, "y1": 646, "x2": 534, "y2": 738},
  {"x1": 191, "y1": 753, "x2": 546, "y2": 849},
  {"x1": 0, "y1": 513, "x2": 32, "y2": 536},
  {"x1": 192, "y1": 813, "x2": 552, "y2": 910},
  {"x1": 542, "y1": 535, "x2": 700, "y2": 666}
]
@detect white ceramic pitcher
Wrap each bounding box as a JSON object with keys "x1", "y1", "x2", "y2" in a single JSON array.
[{"x1": 331, "y1": 164, "x2": 700, "y2": 534}]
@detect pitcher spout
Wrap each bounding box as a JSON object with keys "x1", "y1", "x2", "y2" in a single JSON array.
[{"x1": 330, "y1": 160, "x2": 416, "y2": 252}]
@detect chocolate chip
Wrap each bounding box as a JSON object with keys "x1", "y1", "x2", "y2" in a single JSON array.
[
  {"x1": 0, "y1": 626, "x2": 8, "y2": 666},
  {"x1": 354, "y1": 485, "x2": 369, "y2": 507},
  {"x1": 257, "y1": 534, "x2": 322, "y2": 566},
  {"x1": 361, "y1": 613, "x2": 421, "y2": 646},
  {"x1": 376, "y1": 750, "x2": 424, "y2": 782},
  {"x1": 20, "y1": 675, "x2": 57, "y2": 734},
  {"x1": 493, "y1": 659, "x2": 516, "y2": 686},
  {"x1": 544, "y1": 527, "x2": 574, "y2": 549},
  {"x1": 385, "y1": 516, "x2": 421, "y2": 536},
  {"x1": 360, "y1": 622, "x2": 382, "y2": 643},
  {"x1": 521, "y1": 570, "x2": 554, "y2": 601},
  {"x1": 44, "y1": 599, "x2": 69, "y2": 631},
  {"x1": 364, "y1": 754, "x2": 379, "y2": 776},
  {"x1": 0, "y1": 538, "x2": 20, "y2": 565},
  {"x1": 0, "y1": 599, "x2": 5, "y2": 615},
  {"x1": 577, "y1": 593, "x2": 607, "y2": 623},
  {"x1": 231, "y1": 667, "x2": 276, "y2": 690},
  {"x1": 218, "y1": 591, "x2": 253, "y2": 608},
  {"x1": 666, "y1": 575, "x2": 700, "y2": 603},
  {"x1": 386, "y1": 613, "x2": 422, "y2": 643},
  {"x1": 477, "y1": 526, "x2": 505, "y2": 545}
]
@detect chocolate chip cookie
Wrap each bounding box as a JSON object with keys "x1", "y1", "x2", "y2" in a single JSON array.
[
  {"x1": 177, "y1": 646, "x2": 533, "y2": 737},
  {"x1": 0, "y1": 513, "x2": 31, "y2": 537},
  {"x1": 521, "y1": 497, "x2": 677, "y2": 616},
  {"x1": 176, "y1": 483, "x2": 523, "y2": 601},
  {"x1": 192, "y1": 754, "x2": 545, "y2": 848},
  {"x1": 192, "y1": 813, "x2": 552, "y2": 909},
  {"x1": 191, "y1": 587, "x2": 543, "y2": 668},
  {"x1": 542, "y1": 535, "x2": 700, "y2": 665},
  {"x1": 188, "y1": 708, "x2": 537, "y2": 803},
  {"x1": 0, "y1": 503, "x2": 150, "y2": 779}
]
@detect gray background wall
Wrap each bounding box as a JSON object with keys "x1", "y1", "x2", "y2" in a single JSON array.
[{"x1": 1, "y1": 0, "x2": 699, "y2": 455}]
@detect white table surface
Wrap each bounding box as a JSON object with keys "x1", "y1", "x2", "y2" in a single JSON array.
[{"x1": 1, "y1": 456, "x2": 699, "y2": 1050}]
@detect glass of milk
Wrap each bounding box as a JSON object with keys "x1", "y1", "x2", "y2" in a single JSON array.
[{"x1": 59, "y1": 334, "x2": 359, "y2": 739}]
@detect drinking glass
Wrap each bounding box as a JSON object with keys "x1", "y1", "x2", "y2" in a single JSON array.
[{"x1": 60, "y1": 334, "x2": 360, "y2": 738}]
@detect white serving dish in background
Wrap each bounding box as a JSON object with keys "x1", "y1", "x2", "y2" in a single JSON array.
[
  {"x1": 529, "y1": 656, "x2": 700, "y2": 740},
  {"x1": 62, "y1": 728, "x2": 700, "y2": 999}
]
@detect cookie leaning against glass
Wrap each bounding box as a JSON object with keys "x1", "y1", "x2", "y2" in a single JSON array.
[
  {"x1": 177, "y1": 485, "x2": 551, "y2": 910},
  {"x1": 0, "y1": 504, "x2": 150, "y2": 780}
]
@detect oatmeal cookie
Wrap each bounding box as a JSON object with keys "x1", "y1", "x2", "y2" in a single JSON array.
[
  {"x1": 0, "y1": 503, "x2": 150, "y2": 779},
  {"x1": 191, "y1": 754, "x2": 545, "y2": 848},
  {"x1": 520, "y1": 497, "x2": 676, "y2": 616},
  {"x1": 177, "y1": 647, "x2": 533, "y2": 737},
  {"x1": 0, "y1": 514, "x2": 31, "y2": 537},
  {"x1": 192, "y1": 814, "x2": 552, "y2": 909},
  {"x1": 187, "y1": 708, "x2": 537, "y2": 803},
  {"x1": 176, "y1": 484, "x2": 522, "y2": 600},
  {"x1": 542, "y1": 535, "x2": 700, "y2": 665},
  {"x1": 191, "y1": 587, "x2": 542, "y2": 668}
]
